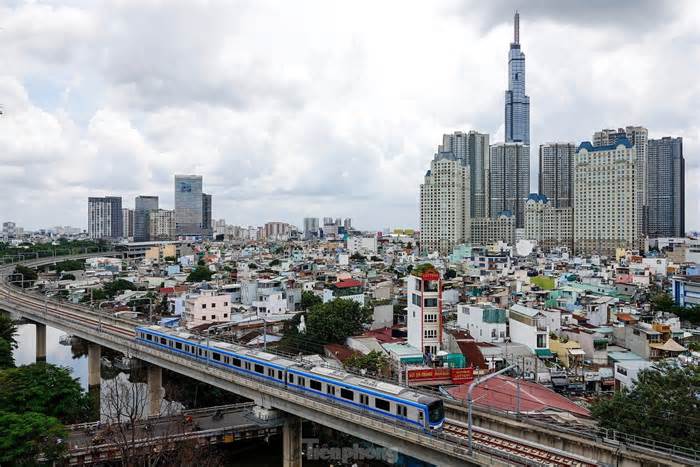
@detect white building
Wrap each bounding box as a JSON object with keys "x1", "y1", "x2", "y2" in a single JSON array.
[
  {"x1": 524, "y1": 194, "x2": 574, "y2": 252},
  {"x1": 508, "y1": 304, "x2": 550, "y2": 354},
  {"x1": 614, "y1": 360, "x2": 654, "y2": 391},
  {"x1": 406, "y1": 267, "x2": 442, "y2": 355},
  {"x1": 183, "y1": 291, "x2": 232, "y2": 329},
  {"x1": 347, "y1": 235, "x2": 378, "y2": 255},
  {"x1": 574, "y1": 138, "x2": 642, "y2": 255},
  {"x1": 456, "y1": 304, "x2": 508, "y2": 343},
  {"x1": 470, "y1": 213, "x2": 516, "y2": 246},
  {"x1": 420, "y1": 155, "x2": 470, "y2": 255},
  {"x1": 149, "y1": 209, "x2": 175, "y2": 240},
  {"x1": 88, "y1": 196, "x2": 122, "y2": 239}
]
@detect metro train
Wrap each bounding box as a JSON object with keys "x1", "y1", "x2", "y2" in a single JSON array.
[{"x1": 135, "y1": 325, "x2": 445, "y2": 430}]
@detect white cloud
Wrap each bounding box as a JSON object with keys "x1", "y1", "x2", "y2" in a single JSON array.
[{"x1": 0, "y1": 0, "x2": 698, "y2": 231}]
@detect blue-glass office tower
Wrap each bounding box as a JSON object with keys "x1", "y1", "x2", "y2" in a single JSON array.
[
  {"x1": 134, "y1": 195, "x2": 158, "y2": 242},
  {"x1": 504, "y1": 12, "x2": 530, "y2": 145},
  {"x1": 174, "y1": 175, "x2": 204, "y2": 237}
]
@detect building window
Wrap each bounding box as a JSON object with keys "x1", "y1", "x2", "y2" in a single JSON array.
[{"x1": 201, "y1": 304, "x2": 206, "y2": 309}]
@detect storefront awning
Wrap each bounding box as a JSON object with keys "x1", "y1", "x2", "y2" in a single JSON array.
[{"x1": 535, "y1": 348, "x2": 554, "y2": 358}]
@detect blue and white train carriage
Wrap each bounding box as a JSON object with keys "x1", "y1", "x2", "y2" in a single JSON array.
[{"x1": 135, "y1": 325, "x2": 444, "y2": 430}]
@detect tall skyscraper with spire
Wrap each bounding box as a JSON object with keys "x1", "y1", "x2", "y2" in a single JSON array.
[{"x1": 504, "y1": 12, "x2": 530, "y2": 144}]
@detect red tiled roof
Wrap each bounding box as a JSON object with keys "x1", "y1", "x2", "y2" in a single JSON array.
[
  {"x1": 616, "y1": 313, "x2": 638, "y2": 322},
  {"x1": 360, "y1": 327, "x2": 402, "y2": 344},
  {"x1": 324, "y1": 344, "x2": 360, "y2": 363},
  {"x1": 456, "y1": 340, "x2": 488, "y2": 369},
  {"x1": 334, "y1": 279, "x2": 363, "y2": 289},
  {"x1": 447, "y1": 375, "x2": 590, "y2": 418}
]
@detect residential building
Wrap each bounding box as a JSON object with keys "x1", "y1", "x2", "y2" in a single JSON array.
[
  {"x1": 122, "y1": 208, "x2": 134, "y2": 239},
  {"x1": 183, "y1": 291, "x2": 232, "y2": 329},
  {"x1": 470, "y1": 212, "x2": 516, "y2": 245},
  {"x1": 489, "y1": 142, "x2": 529, "y2": 228},
  {"x1": 456, "y1": 304, "x2": 508, "y2": 343},
  {"x1": 504, "y1": 12, "x2": 530, "y2": 145},
  {"x1": 419, "y1": 154, "x2": 470, "y2": 254},
  {"x1": 174, "y1": 174, "x2": 204, "y2": 237},
  {"x1": 347, "y1": 235, "x2": 378, "y2": 255},
  {"x1": 303, "y1": 218, "x2": 319, "y2": 240},
  {"x1": 149, "y1": 209, "x2": 176, "y2": 241},
  {"x1": 574, "y1": 138, "x2": 642, "y2": 255},
  {"x1": 508, "y1": 303, "x2": 550, "y2": 356},
  {"x1": 2, "y1": 222, "x2": 17, "y2": 239},
  {"x1": 671, "y1": 275, "x2": 700, "y2": 307},
  {"x1": 343, "y1": 218, "x2": 352, "y2": 230},
  {"x1": 524, "y1": 194, "x2": 574, "y2": 251},
  {"x1": 593, "y1": 126, "x2": 648, "y2": 233},
  {"x1": 647, "y1": 137, "x2": 684, "y2": 237},
  {"x1": 134, "y1": 195, "x2": 158, "y2": 242},
  {"x1": 406, "y1": 266, "x2": 442, "y2": 356},
  {"x1": 538, "y1": 143, "x2": 575, "y2": 208},
  {"x1": 437, "y1": 131, "x2": 490, "y2": 217},
  {"x1": 264, "y1": 222, "x2": 291, "y2": 240},
  {"x1": 88, "y1": 196, "x2": 123, "y2": 239},
  {"x1": 322, "y1": 279, "x2": 365, "y2": 306}
]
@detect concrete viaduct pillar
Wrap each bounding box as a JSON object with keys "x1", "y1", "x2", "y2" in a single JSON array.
[
  {"x1": 282, "y1": 415, "x2": 302, "y2": 467},
  {"x1": 147, "y1": 364, "x2": 163, "y2": 417},
  {"x1": 35, "y1": 323, "x2": 46, "y2": 362},
  {"x1": 87, "y1": 343, "x2": 101, "y2": 419}
]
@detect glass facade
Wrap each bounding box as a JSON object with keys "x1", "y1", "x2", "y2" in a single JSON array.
[
  {"x1": 134, "y1": 195, "x2": 158, "y2": 242},
  {"x1": 505, "y1": 12, "x2": 530, "y2": 145},
  {"x1": 174, "y1": 175, "x2": 204, "y2": 236}
]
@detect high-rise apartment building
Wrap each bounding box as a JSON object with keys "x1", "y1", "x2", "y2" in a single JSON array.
[
  {"x1": 437, "y1": 131, "x2": 490, "y2": 217},
  {"x1": 149, "y1": 209, "x2": 175, "y2": 240},
  {"x1": 504, "y1": 12, "x2": 530, "y2": 145},
  {"x1": 343, "y1": 218, "x2": 352, "y2": 230},
  {"x1": 406, "y1": 266, "x2": 442, "y2": 356},
  {"x1": 174, "y1": 175, "x2": 204, "y2": 237},
  {"x1": 538, "y1": 143, "x2": 576, "y2": 208},
  {"x1": 202, "y1": 193, "x2": 212, "y2": 237},
  {"x1": 303, "y1": 218, "x2": 319, "y2": 240},
  {"x1": 122, "y1": 208, "x2": 134, "y2": 239},
  {"x1": 88, "y1": 196, "x2": 123, "y2": 239},
  {"x1": 264, "y1": 222, "x2": 292, "y2": 240},
  {"x1": 420, "y1": 155, "x2": 470, "y2": 255},
  {"x1": 134, "y1": 195, "x2": 158, "y2": 242},
  {"x1": 470, "y1": 213, "x2": 516, "y2": 246},
  {"x1": 647, "y1": 137, "x2": 684, "y2": 238},
  {"x1": 574, "y1": 138, "x2": 642, "y2": 255},
  {"x1": 489, "y1": 142, "x2": 529, "y2": 228},
  {"x1": 524, "y1": 194, "x2": 574, "y2": 252},
  {"x1": 593, "y1": 126, "x2": 648, "y2": 233}
]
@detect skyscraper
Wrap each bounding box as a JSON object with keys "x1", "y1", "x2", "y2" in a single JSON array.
[
  {"x1": 174, "y1": 175, "x2": 204, "y2": 237},
  {"x1": 593, "y1": 126, "x2": 648, "y2": 234},
  {"x1": 574, "y1": 138, "x2": 642, "y2": 255},
  {"x1": 647, "y1": 137, "x2": 684, "y2": 238},
  {"x1": 88, "y1": 196, "x2": 123, "y2": 239},
  {"x1": 420, "y1": 154, "x2": 470, "y2": 254},
  {"x1": 202, "y1": 193, "x2": 212, "y2": 237},
  {"x1": 489, "y1": 142, "x2": 529, "y2": 228},
  {"x1": 134, "y1": 195, "x2": 158, "y2": 242},
  {"x1": 122, "y1": 208, "x2": 134, "y2": 239},
  {"x1": 304, "y1": 218, "x2": 319, "y2": 239},
  {"x1": 437, "y1": 131, "x2": 490, "y2": 217},
  {"x1": 504, "y1": 12, "x2": 530, "y2": 144},
  {"x1": 538, "y1": 143, "x2": 576, "y2": 208}
]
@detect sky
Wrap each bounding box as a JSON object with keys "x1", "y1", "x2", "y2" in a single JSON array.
[{"x1": 1, "y1": 0, "x2": 699, "y2": 232}]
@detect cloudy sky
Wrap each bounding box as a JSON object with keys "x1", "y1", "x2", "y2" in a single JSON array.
[{"x1": 1, "y1": 0, "x2": 698, "y2": 231}]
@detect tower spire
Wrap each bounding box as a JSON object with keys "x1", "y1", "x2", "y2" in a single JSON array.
[{"x1": 514, "y1": 11, "x2": 520, "y2": 44}]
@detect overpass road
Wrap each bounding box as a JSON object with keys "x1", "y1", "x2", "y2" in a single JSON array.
[{"x1": 2, "y1": 253, "x2": 694, "y2": 467}]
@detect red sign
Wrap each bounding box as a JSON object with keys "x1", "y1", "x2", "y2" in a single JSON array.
[
  {"x1": 422, "y1": 271, "x2": 440, "y2": 281},
  {"x1": 407, "y1": 367, "x2": 474, "y2": 385}
]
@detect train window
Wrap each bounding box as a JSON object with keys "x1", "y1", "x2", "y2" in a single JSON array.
[
  {"x1": 327, "y1": 386, "x2": 335, "y2": 396},
  {"x1": 224, "y1": 356, "x2": 229, "y2": 364},
  {"x1": 169, "y1": 340, "x2": 174, "y2": 347},
  {"x1": 146, "y1": 334, "x2": 152, "y2": 341},
  {"x1": 278, "y1": 370, "x2": 283, "y2": 380},
  {"x1": 212, "y1": 353, "x2": 221, "y2": 361},
  {"x1": 288, "y1": 374, "x2": 294, "y2": 383},
  {"x1": 360, "y1": 394, "x2": 369, "y2": 405},
  {"x1": 298, "y1": 377, "x2": 305, "y2": 386},
  {"x1": 310, "y1": 380, "x2": 322, "y2": 391},
  {"x1": 160, "y1": 337, "x2": 167, "y2": 345},
  {"x1": 396, "y1": 405, "x2": 407, "y2": 417},
  {"x1": 175, "y1": 342, "x2": 182, "y2": 350},
  {"x1": 268, "y1": 369, "x2": 274, "y2": 377},
  {"x1": 245, "y1": 362, "x2": 251, "y2": 370},
  {"x1": 232, "y1": 358, "x2": 241, "y2": 367},
  {"x1": 254, "y1": 364, "x2": 264, "y2": 374},
  {"x1": 340, "y1": 388, "x2": 354, "y2": 401},
  {"x1": 375, "y1": 398, "x2": 390, "y2": 411}
]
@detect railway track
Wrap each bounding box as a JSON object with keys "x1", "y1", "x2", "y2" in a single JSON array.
[{"x1": 443, "y1": 422, "x2": 598, "y2": 466}]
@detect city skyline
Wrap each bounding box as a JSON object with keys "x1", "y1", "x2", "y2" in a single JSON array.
[{"x1": 0, "y1": 1, "x2": 698, "y2": 231}]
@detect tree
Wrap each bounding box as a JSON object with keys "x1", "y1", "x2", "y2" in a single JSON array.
[
  {"x1": 444, "y1": 268, "x2": 457, "y2": 279},
  {"x1": 61, "y1": 273, "x2": 76, "y2": 281},
  {"x1": 0, "y1": 314, "x2": 17, "y2": 369},
  {"x1": 304, "y1": 299, "x2": 372, "y2": 346},
  {"x1": 54, "y1": 259, "x2": 85, "y2": 274},
  {"x1": 163, "y1": 256, "x2": 177, "y2": 262},
  {"x1": 0, "y1": 411, "x2": 66, "y2": 464},
  {"x1": 344, "y1": 351, "x2": 390, "y2": 376},
  {"x1": 11, "y1": 265, "x2": 37, "y2": 288},
  {"x1": 590, "y1": 363, "x2": 700, "y2": 449},
  {"x1": 301, "y1": 291, "x2": 322, "y2": 310},
  {"x1": 186, "y1": 266, "x2": 213, "y2": 282},
  {"x1": 0, "y1": 363, "x2": 91, "y2": 424},
  {"x1": 350, "y1": 252, "x2": 366, "y2": 262}
]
